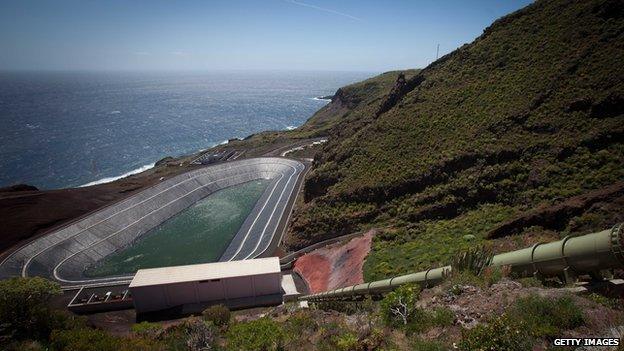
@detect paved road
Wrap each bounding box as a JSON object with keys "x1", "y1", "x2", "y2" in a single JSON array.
[{"x1": 0, "y1": 158, "x2": 304, "y2": 286}]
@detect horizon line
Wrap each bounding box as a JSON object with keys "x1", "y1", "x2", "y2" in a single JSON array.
[{"x1": 0, "y1": 67, "x2": 419, "y2": 74}]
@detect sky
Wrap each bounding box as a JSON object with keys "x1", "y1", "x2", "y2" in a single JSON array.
[{"x1": 0, "y1": 0, "x2": 533, "y2": 72}]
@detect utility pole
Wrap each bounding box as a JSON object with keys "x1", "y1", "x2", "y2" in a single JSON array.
[{"x1": 436, "y1": 44, "x2": 440, "y2": 60}]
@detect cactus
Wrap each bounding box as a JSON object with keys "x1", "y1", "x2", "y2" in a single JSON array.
[{"x1": 450, "y1": 246, "x2": 493, "y2": 277}]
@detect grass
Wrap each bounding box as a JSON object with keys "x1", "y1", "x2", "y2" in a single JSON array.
[
  {"x1": 459, "y1": 294, "x2": 585, "y2": 350},
  {"x1": 363, "y1": 204, "x2": 516, "y2": 280},
  {"x1": 458, "y1": 314, "x2": 533, "y2": 351},
  {"x1": 585, "y1": 293, "x2": 622, "y2": 310},
  {"x1": 226, "y1": 318, "x2": 285, "y2": 351},
  {"x1": 510, "y1": 294, "x2": 584, "y2": 338},
  {"x1": 283, "y1": 0, "x2": 624, "y2": 280},
  {"x1": 410, "y1": 338, "x2": 448, "y2": 351}
]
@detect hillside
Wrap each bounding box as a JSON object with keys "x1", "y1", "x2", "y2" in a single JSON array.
[
  {"x1": 285, "y1": 0, "x2": 624, "y2": 280},
  {"x1": 3, "y1": 1, "x2": 624, "y2": 350}
]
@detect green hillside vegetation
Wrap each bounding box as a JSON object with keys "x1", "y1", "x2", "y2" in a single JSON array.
[
  {"x1": 3, "y1": 1, "x2": 624, "y2": 350},
  {"x1": 199, "y1": 69, "x2": 420, "y2": 159},
  {"x1": 5, "y1": 276, "x2": 620, "y2": 351},
  {"x1": 300, "y1": 69, "x2": 420, "y2": 134},
  {"x1": 284, "y1": 0, "x2": 624, "y2": 280}
]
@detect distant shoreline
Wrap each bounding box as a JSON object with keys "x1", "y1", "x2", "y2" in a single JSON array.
[
  {"x1": 79, "y1": 163, "x2": 156, "y2": 187},
  {"x1": 76, "y1": 122, "x2": 308, "y2": 189},
  {"x1": 1, "y1": 70, "x2": 372, "y2": 191},
  {"x1": 312, "y1": 95, "x2": 333, "y2": 101}
]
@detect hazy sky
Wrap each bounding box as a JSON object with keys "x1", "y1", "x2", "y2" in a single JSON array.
[{"x1": 0, "y1": 0, "x2": 532, "y2": 71}]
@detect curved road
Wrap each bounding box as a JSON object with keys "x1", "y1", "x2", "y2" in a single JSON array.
[{"x1": 0, "y1": 157, "x2": 304, "y2": 286}]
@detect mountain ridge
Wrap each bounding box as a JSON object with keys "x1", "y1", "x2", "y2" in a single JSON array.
[{"x1": 284, "y1": 0, "x2": 624, "y2": 280}]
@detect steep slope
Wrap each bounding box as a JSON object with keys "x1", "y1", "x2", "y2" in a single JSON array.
[
  {"x1": 300, "y1": 69, "x2": 420, "y2": 136},
  {"x1": 286, "y1": 0, "x2": 624, "y2": 280},
  {"x1": 0, "y1": 71, "x2": 409, "y2": 254}
]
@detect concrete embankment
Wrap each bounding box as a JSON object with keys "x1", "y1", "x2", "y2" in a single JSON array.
[{"x1": 0, "y1": 158, "x2": 303, "y2": 285}]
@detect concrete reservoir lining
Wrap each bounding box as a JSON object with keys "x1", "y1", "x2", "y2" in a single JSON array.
[
  {"x1": 0, "y1": 157, "x2": 304, "y2": 285},
  {"x1": 83, "y1": 179, "x2": 271, "y2": 277}
]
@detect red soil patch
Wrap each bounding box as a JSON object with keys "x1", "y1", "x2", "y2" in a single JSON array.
[{"x1": 293, "y1": 230, "x2": 374, "y2": 293}]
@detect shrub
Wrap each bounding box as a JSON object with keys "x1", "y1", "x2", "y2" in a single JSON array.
[
  {"x1": 403, "y1": 307, "x2": 455, "y2": 335},
  {"x1": 284, "y1": 309, "x2": 318, "y2": 349},
  {"x1": 509, "y1": 294, "x2": 584, "y2": 338},
  {"x1": 429, "y1": 307, "x2": 455, "y2": 327},
  {"x1": 4, "y1": 340, "x2": 45, "y2": 351},
  {"x1": 181, "y1": 317, "x2": 219, "y2": 351},
  {"x1": 447, "y1": 267, "x2": 504, "y2": 288},
  {"x1": 516, "y1": 276, "x2": 543, "y2": 288},
  {"x1": 314, "y1": 295, "x2": 376, "y2": 315},
  {"x1": 380, "y1": 284, "x2": 420, "y2": 326},
  {"x1": 202, "y1": 304, "x2": 231, "y2": 327},
  {"x1": 50, "y1": 328, "x2": 163, "y2": 351},
  {"x1": 459, "y1": 314, "x2": 533, "y2": 351},
  {"x1": 411, "y1": 338, "x2": 447, "y2": 351},
  {"x1": 226, "y1": 317, "x2": 285, "y2": 351},
  {"x1": 480, "y1": 266, "x2": 504, "y2": 286},
  {"x1": 316, "y1": 320, "x2": 353, "y2": 350},
  {"x1": 585, "y1": 293, "x2": 621, "y2": 310},
  {"x1": 447, "y1": 246, "x2": 505, "y2": 288},
  {"x1": 0, "y1": 277, "x2": 62, "y2": 341},
  {"x1": 459, "y1": 294, "x2": 586, "y2": 349},
  {"x1": 380, "y1": 284, "x2": 454, "y2": 334},
  {"x1": 360, "y1": 327, "x2": 388, "y2": 350},
  {"x1": 404, "y1": 308, "x2": 433, "y2": 334},
  {"x1": 132, "y1": 321, "x2": 163, "y2": 338},
  {"x1": 334, "y1": 332, "x2": 360, "y2": 351},
  {"x1": 451, "y1": 246, "x2": 493, "y2": 277},
  {"x1": 156, "y1": 317, "x2": 218, "y2": 351}
]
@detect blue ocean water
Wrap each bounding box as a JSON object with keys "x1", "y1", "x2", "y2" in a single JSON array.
[{"x1": 0, "y1": 71, "x2": 373, "y2": 189}]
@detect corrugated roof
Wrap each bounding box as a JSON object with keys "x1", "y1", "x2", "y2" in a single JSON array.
[{"x1": 129, "y1": 257, "x2": 280, "y2": 288}]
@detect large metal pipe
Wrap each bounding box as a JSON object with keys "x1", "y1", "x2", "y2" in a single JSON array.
[{"x1": 301, "y1": 223, "x2": 623, "y2": 302}]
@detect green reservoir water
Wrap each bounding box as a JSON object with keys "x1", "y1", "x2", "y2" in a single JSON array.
[{"x1": 85, "y1": 179, "x2": 270, "y2": 277}]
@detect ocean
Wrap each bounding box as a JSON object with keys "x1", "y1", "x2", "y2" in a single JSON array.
[{"x1": 0, "y1": 70, "x2": 373, "y2": 189}]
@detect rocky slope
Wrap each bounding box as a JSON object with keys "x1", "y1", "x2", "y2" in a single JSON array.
[{"x1": 285, "y1": 0, "x2": 624, "y2": 280}]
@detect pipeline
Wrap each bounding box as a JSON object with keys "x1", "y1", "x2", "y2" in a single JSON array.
[{"x1": 300, "y1": 223, "x2": 624, "y2": 302}]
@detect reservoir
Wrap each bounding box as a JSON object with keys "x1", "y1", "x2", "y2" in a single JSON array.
[{"x1": 84, "y1": 179, "x2": 270, "y2": 277}]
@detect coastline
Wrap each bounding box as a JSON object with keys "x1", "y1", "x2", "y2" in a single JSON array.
[
  {"x1": 77, "y1": 124, "x2": 305, "y2": 189},
  {"x1": 0, "y1": 68, "x2": 411, "y2": 259},
  {"x1": 0, "y1": 121, "x2": 323, "y2": 258},
  {"x1": 79, "y1": 163, "x2": 156, "y2": 188}
]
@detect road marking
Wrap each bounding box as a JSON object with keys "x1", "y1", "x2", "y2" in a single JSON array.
[
  {"x1": 241, "y1": 164, "x2": 300, "y2": 260},
  {"x1": 263, "y1": 163, "x2": 308, "y2": 257},
  {"x1": 224, "y1": 172, "x2": 286, "y2": 261},
  {"x1": 225, "y1": 163, "x2": 299, "y2": 261}
]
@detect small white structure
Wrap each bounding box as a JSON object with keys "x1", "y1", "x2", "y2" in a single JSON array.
[{"x1": 129, "y1": 257, "x2": 283, "y2": 314}]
